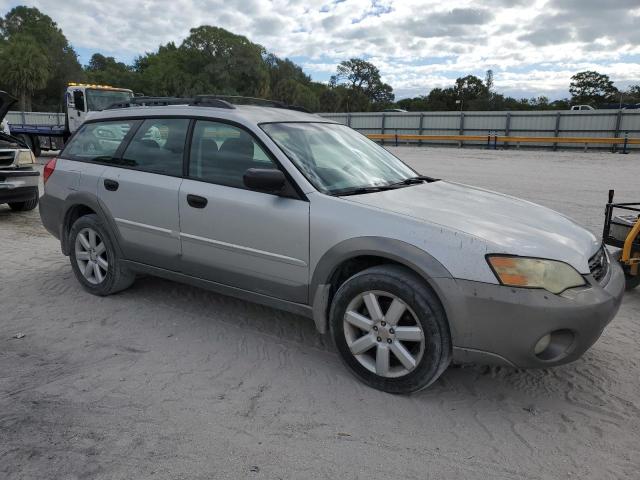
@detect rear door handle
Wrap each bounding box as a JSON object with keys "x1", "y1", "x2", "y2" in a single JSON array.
[
  {"x1": 187, "y1": 194, "x2": 208, "y2": 209},
  {"x1": 104, "y1": 179, "x2": 119, "y2": 191}
]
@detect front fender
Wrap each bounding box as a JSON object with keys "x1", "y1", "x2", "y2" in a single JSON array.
[{"x1": 310, "y1": 236, "x2": 455, "y2": 334}]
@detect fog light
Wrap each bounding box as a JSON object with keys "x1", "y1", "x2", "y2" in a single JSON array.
[{"x1": 534, "y1": 334, "x2": 551, "y2": 355}]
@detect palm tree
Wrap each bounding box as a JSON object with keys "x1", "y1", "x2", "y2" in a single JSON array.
[{"x1": 0, "y1": 35, "x2": 50, "y2": 111}]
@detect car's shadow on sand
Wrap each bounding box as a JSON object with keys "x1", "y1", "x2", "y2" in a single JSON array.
[{"x1": 105, "y1": 273, "x2": 619, "y2": 404}]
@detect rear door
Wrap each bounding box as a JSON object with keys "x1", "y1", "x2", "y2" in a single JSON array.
[
  {"x1": 178, "y1": 120, "x2": 310, "y2": 303},
  {"x1": 59, "y1": 118, "x2": 136, "y2": 203},
  {"x1": 97, "y1": 118, "x2": 188, "y2": 271}
]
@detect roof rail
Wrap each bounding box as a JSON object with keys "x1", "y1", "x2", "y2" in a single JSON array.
[
  {"x1": 193, "y1": 95, "x2": 281, "y2": 108},
  {"x1": 190, "y1": 96, "x2": 236, "y2": 109},
  {"x1": 106, "y1": 96, "x2": 190, "y2": 110},
  {"x1": 105, "y1": 94, "x2": 313, "y2": 113},
  {"x1": 192, "y1": 94, "x2": 311, "y2": 113}
]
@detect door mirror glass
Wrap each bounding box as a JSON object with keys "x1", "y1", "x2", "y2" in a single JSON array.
[
  {"x1": 73, "y1": 90, "x2": 85, "y2": 111},
  {"x1": 243, "y1": 168, "x2": 285, "y2": 193}
]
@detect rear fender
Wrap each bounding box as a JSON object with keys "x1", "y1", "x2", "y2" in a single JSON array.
[{"x1": 61, "y1": 192, "x2": 124, "y2": 257}]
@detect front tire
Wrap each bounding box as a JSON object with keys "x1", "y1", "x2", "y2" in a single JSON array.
[
  {"x1": 69, "y1": 214, "x2": 135, "y2": 296},
  {"x1": 329, "y1": 265, "x2": 451, "y2": 394}
]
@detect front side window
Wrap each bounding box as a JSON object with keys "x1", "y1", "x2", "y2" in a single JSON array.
[
  {"x1": 260, "y1": 122, "x2": 416, "y2": 195},
  {"x1": 85, "y1": 89, "x2": 134, "y2": 111},
  {"x1": 63, "y1": 120, "x2": 135, "y2": 163},
  {"x1": 120, "y1": 118, "x2": 189, "y2": 176},
  {"x1": 189, "y1": 120, "x2": 276, "y2": 189}
]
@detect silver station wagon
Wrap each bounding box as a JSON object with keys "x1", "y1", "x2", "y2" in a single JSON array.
[{"x1": 39, "y1": 96, "x2": 625, "y2": 393}]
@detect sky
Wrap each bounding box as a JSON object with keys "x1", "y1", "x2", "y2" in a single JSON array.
[{"x1": 2, "y1": 0, "x2": 639, "y2": 100}]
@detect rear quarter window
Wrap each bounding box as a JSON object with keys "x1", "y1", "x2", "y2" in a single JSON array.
[{"x1": 63, "y1": 121, "x2": 135, "y2": 163}]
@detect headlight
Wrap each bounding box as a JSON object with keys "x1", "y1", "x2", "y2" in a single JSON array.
[
  {"x1": 16, "y1": 150, "x2": 35, "y2": 165},
  {"x1": 486, "y1": 255, "x2": 586, "y2": 294}
]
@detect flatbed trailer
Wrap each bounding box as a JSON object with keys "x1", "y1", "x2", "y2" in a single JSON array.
[{"x1": 6, "y1": 123, "x2": 66, "y2": 155}]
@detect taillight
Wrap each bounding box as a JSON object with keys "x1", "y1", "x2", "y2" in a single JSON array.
[{"x1": 43, "y1": 157, "x2": 57, "y2": 184}]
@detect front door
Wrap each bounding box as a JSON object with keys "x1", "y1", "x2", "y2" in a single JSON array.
[
  {"x1": 178, "y1": 120, "x2": 310, "y2": 303},
  {"x1": 66, "y1": 89, "x2": 87, "y2": 134}
]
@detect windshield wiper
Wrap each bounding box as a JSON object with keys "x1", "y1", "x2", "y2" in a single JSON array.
[
  {"x1": 389, "y1": 175, "x2": 440, "y2": 187},
  {"x1": 331, "y1": 185, "x2": 398, "y2": 196},
  {"x1": 331, "y1": 176, "x2": 439, "y2": 197}
]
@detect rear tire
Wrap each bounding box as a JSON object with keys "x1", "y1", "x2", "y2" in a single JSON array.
[
  {"x1": 8, "y1": 194, "x2": 38, "y2": 211},
  {"x1": 17, "y1": 134, "x2": 41, "y2": 156},
  {"x1": 329, "y1": 265, "x2": 451, "y2": 394},
  {"x1": 32, "y1": 139, "x2": 41, "y2": 158},
  {"x1": 69, "y1": 214, "x2": 135, "y2": 296}
]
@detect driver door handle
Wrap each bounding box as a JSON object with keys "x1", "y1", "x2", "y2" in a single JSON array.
[
  {"x1": 187, "y1": 194, "x2": 208, "y2": 209},
  {"x1": 103, "y1": 179, "x2": 119, "y2": 191}
]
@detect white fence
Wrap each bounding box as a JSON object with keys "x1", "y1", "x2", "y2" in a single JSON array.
[
  {"x1": 6, "y1": 109, "x2": 640, "y2": 150},
  {"x1": 318, "y1": 109, "x2": 640, "y2": 150}
]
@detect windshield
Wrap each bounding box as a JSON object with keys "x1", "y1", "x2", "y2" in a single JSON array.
[
  {"x1": 260, "y1": 122, "x2": 417, "y2": 194},
  {"x1": 86, "y1": 89, "x2": 133, "y2": 111}
]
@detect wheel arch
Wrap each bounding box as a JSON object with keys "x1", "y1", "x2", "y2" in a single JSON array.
[
  {"x1": 310, "y1": 237, "x2": 454, "y2": 335},
  {"x1": 61, "y1": 192, "x2": 123, "y2": 257}
]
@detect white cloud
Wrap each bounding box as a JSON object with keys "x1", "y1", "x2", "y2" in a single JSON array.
[{"x1": 1, "y1": 0, "x2": 639, "y2": 99}]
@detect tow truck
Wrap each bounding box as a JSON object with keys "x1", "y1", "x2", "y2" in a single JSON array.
[{"x1": 6, "y1": 83, "x2": 134, "y2": 156}]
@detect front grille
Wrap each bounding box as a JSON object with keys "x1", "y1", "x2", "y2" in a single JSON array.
[
  {"x1": 589, "y1": 245, "x2": 609, "y2": 282},
  {"x1": 0, "y1": 150, "x2": 16, "y2": 167}
]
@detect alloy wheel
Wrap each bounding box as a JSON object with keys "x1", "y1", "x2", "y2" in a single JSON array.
[
  {"x1": 75, "y1": 227, "x2": 109, "y2": 285},
  {"x1": 343, "y1": 290, "x2": 425, "y2": 378}
]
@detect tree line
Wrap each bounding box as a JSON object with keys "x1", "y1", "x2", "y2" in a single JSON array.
[{"x1": 1, "y1": 6, "x2": 638, "y2": 113}]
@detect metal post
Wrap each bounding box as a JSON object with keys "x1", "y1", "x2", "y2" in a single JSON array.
[
  {"x1": 612, "y1": 109, "x2": 622, "y2": 153},
  {"x1": 504, "y1": 112, "x2": 511, "y2": 149},
  {"x1": 458, "y1": 112, "x2": 465, "y2": 148},
  {"x1": 418, "y1": 113, "x2": 424, "y2": 146},
  {"x1": 487, "y1": 131, "x2": 491, "y2": 149},
  {"x1": 602, "y1": 190, "x2": 615, "y2": 242},
  {"x1": 621, "y1": 132, "x2": 629, "y2": 154},
  {"x1": 395, "y1": 129, "x2": 398, "y2": 147},
  {"x1": 553, "y1": 111, "x2": 561, "y2": 151},
  {"x1": 493, "y1": 131, "x2": 498, "y2": 150},
  {"x1": 347, "y1": 113, "x2": 352, "y2": 128}
]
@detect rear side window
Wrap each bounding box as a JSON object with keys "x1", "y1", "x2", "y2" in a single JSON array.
[
  {"x1": 188, "y1": 120, "x2": 275, "y2": 189},
  {"x1": 120, "y1": 118, "x2": 189, "y2": 176},
  {"x1": 63, "y1": 121, "x2": 135, "y2": 162}
]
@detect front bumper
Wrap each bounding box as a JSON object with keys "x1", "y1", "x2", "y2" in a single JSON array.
[
  {"x1": 0, "y1": 169, "x2": 39, "y2": 204},
  {"x1": 442, "y1": 259, "x2": 625, "y2": 368}
]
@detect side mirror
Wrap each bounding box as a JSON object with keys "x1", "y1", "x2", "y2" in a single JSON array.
[
  {"x1": 243, "y1": 168, "x2": 286, "y2": 194},
  {"x1": 73, "y1": 90, "x2": 85, "y2": 112}
]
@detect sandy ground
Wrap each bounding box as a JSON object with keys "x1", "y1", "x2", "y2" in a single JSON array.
[{"x1": 1, "y1": 148, "x2": 639, "y2": 480}]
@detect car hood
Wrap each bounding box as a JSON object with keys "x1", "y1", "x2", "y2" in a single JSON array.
[
  {"x1": 0, "y1": 91, "x2": 28, "y2": 148},
  {"x1": 341, "y1": 180, "x2": 600, "y2": 273}
]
